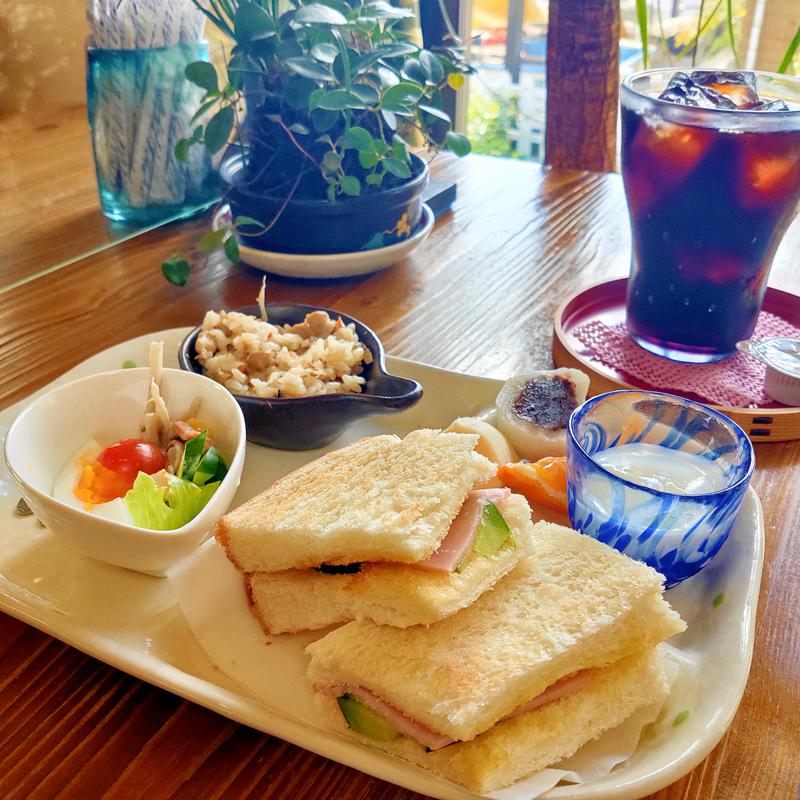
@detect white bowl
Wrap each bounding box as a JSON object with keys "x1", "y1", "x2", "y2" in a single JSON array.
[{"x1": 4, "y1": 368, "x2": 246, "y2": 575}]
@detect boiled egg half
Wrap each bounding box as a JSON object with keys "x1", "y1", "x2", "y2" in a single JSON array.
[{"x1": 52, "y1": 439, "x2": 133, "y2": 524}]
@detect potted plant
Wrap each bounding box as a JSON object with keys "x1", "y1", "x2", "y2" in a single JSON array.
[{"x1": 163, "y1": 0, "x2": 471, "y2": 283}]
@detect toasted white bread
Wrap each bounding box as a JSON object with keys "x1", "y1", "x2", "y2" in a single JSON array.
[
  {"x1": 306, "y1": 521, "x2": 685, "y2": 742},
  {"x1": 245, "y1": 493, "x2": 535, "y2": 632},
  {"x1": 216, "y1": 430, "x2": 497, "y2": 572},
  {"x1": 318, "y1": 647, "x2": 669, "y2": 793}
]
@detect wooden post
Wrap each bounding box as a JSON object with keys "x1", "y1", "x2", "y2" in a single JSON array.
[
  {"x1": 544, "y1": 0, "x2": 620, "y2": 172},
  {"x1": 505, "y1": 0, "x2": 524, "y2": 84}
]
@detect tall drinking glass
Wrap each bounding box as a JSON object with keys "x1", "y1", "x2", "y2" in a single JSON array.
[{"x1": 621, "y1": 70, "x2": 800, "y2": 363}]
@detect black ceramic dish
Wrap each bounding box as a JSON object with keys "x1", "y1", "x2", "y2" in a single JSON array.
[{"x1": 178, "y1": 304, "x2": 423, "y2": 450}]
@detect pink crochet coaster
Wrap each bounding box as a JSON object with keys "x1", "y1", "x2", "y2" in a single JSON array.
[{"x1": 573, "y1": 312, "x2": 800, "y2": 408}]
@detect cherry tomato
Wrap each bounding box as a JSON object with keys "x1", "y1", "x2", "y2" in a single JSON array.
[{"x1": 98, "y1": 439, "x2": 167, "y2": 477}]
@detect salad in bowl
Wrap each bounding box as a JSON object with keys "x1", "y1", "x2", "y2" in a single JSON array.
[{"x1": 5, "y1": 343, "x2": 246, "y2": 574}]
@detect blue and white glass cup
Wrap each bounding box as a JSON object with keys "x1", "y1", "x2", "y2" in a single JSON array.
[
  {"x1": 87, "y1": 42, "x2": 219, "y2": 225},
  {"x1": 566, "y1": 390, "x2": 754, "y2": 587}
]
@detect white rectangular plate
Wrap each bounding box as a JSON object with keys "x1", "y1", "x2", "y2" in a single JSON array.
[{"x1": 0, "y1": 329, "x2": 764, "y2": 800}]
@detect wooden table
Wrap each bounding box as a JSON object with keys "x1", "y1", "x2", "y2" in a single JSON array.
[{"x1": 1, "y1": 153, "x2": 798, "y2": 800}]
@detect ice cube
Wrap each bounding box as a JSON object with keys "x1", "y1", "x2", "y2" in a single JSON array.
[
  {"x1": 690, "y1": 71, "x2": 761, "y2": 109},
  {"x1": 658, "y1": 72, "x2": 737, "y2": 109},
  {"x1": 755, "y1": 99, "x2": 790, "y2": 111}
]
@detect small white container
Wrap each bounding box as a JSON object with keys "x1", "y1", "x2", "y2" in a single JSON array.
[
  {"x1": 4, "y1": 368, "x2": 246, "y2": 575},
  {"x1": 737, "y1": 338, "x2": 800, "y2": 407}
]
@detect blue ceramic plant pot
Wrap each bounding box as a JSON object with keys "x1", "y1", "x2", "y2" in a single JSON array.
[{"x1": 566, "y1": 390, "x2": 754, "y2": 588}]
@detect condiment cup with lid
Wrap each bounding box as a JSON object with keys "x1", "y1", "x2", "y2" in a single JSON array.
[
  {"x1": 736, "y1": 337, "x2": 800, "y2": 406},
  {"x1": 566, "y1": 390, "x2": 754, "y2": 587}
]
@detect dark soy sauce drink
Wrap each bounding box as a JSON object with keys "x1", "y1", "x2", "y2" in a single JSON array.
[{"x1": 621, "y1": 70, "x2": 800, "y2": 363}]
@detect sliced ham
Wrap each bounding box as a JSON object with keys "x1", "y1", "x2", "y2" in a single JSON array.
[
  {"x1": 416, "y1": 487, "x2": 511, "y2": 573},
  {"x1": 507, "y1": 670, "x2": 593, "y2": 718},
  {"x1": 318, "y1": 667, "x2": 592, "y2": 751},
  {"x1": 174, "y1": 421, "x2": 202, "y2": 441},
  {"x1": 317, "y1": 684, "x2": 455, "y2": 751}
]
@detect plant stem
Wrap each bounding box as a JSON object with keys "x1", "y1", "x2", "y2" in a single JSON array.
[
  {"x1": 725, "y1": 0, "x2": 739, "y2": 68},
  {"x1": 692, "y1": 0, "x2": 708, "y2": 67},
  {"x1": 778, "y1": 24, "x2": 800, "y2": 73},
  {"x1": 274, "y1": 118, "x2": 321, "y2": 168}
]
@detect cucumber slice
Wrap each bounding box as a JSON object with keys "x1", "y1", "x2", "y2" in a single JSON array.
[
  {"x1": 337, "y1": 694, "x2": 401, "y2": 741},
  {"x1": 472, "y1": 501, "x2": 513, "y2": 557}
]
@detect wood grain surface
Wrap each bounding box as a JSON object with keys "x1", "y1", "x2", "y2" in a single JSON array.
[
  {"x1": 1, "y1": 153, "x2": 799, "y2": 800},
  {"x1": 0, "y1": 106, "x2": 137, "y2": 288}
]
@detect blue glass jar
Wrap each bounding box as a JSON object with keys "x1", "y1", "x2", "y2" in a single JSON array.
[
  {"x1": 566, "y1": 390, "x2": 754, "y2": 587},
  {"x1": 87, "y1": 43, "x2": 220, "y2": 225}
]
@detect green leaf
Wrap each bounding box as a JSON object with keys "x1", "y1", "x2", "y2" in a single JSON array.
[
  {"x1": 401, "y1": 58, "x2": 426, "y2": 85},
  {"x1": 374, "y1": 138, "x2": 388, "y2": 156},
  {"x1": 382, "y1": 158, "x2": 411, "y2": 179},
  {"x1": 351, "y1": 83, "x2": 380, "y2": 105},
  {"x1": 323, "y1": 150, "x2": 342, "y2": 171},
  {"x1": 363, "y1": 1, "x2": 415, "y2": 19},
  {"x1": 340, "y1": 175, "x2": 361, "y2": 196},
  {"x1": 234, "y1": 215, "x2": 263, "y2": 230},
  {"x1": 284, "y1": 76, "x2": 317, "y2": 109},
  {"x1": 285, "y1": 56, "x2": 332, "y2": 81},
  {"x1": 392, "y1": 136, "x2": 407, "y2": 161},
  {"x1": 635, "y1": 0, "x2": 649, "y2": 70},
  {"x1": 342, "y1": 126, "x2": 374, "y2": 151},
  {"x1": 289, "y1": 122, "x2": 311, "y2": 134},
  {"x1": 204, "y1": 106, "x2": 234, "y2": 154},
  {"x1": 199, "y1": 228, "x2": 228, "y2": 253},
  {"x1": 311, "y1": 107, "x2": 340, "y2": 131},
  {"x1": 381, "y1": 109, "x2": 397, "y2": 129},
  {"x1": 382, "y1": 81, "x2": 423, "y2": 107},
  {"x1": 122, "y1": 360, "x2": 137, "y2": 369},
  {"x1": 377, "y1": 66, "x2": 400, "y2": 88},
  {"x1": 181, "y1": 430, "x2": 208, "y2": 482},
  {"x1": 175, "y1": 138, "x2": 191, "y2": 163},
  {"x1": 419, "y1": 103, "x2": 451, "y2": 123},
  {"x1": 725, "y1": 0, "x2": 738, "y2": 68},
  {"x1": 314, "y1": 0, "x2": 351, "y2": 14},
  {"x1": 277, "y1": 38, "x2": 303, "y2": 60},
  {"x1": 193, "y1": 446, "x2": 229, "y2": 487},
  {"x1": 365, "y1": 172, "x2": 383, "y2": 186},
  {"x1": 224, "y1": 235, "x2": 240, "y2": 263},
  {"x1": 235, "y1": 0, "x2": 277, "y2": 43},
  {"x1": 358, "y1": 149, "x2": 379, "y2": 168},
  {"x1": 294, "y1": 3, "x2": 347, "y2": 25},
  {"x1": 311, "y1": 42, "x2": 339, "y2": 63},
  {"x1": 419, "y1": 50, "x2": 445, "y2": 84},
  {"x1": 190, "y1": 97, "x2": 219, "y2": 124},
  {"x1": 162, "y1": 258, "x2": 191, "y2": 286},
  {"x1": 185, "y1": 61, "x2": 218, "y2": 93},
  {"x1": 327, "y1": 184, "x2": 337, "y2": 202},
  {"x1": 778, "y1": 24, "x2": 800, "y2": 73},
  {"x1": 445, "y1": 130, "x2": 471, "y2": 157},
  {"x1": 354, "y1": 43, "x2": 418, "y2": 73},
  {"x1": 313, "y1": 89, "x2": 365, "y2": 110}
]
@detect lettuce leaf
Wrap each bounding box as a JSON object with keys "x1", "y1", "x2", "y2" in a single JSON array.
[{"x1": 124, "y1": 472, "x2": 220, "y2": 531}]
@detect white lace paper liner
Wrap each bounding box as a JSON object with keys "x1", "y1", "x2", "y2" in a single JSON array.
[{"x1": 168, "y1": 540, "x2": 679, "y2": 800}]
